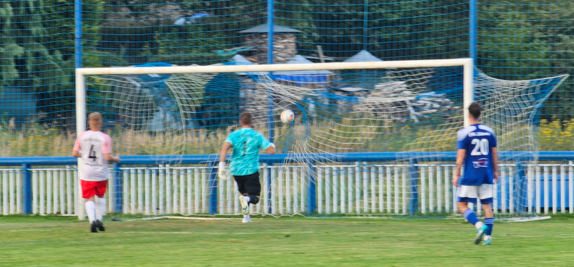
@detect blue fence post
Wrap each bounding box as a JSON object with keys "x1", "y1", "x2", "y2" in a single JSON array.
[
  {"x1": 307, "y1": 162, "x2": 317, "y2": 214},
  {"x1": 266, "y1": 0, "x2": 275, "y2": 143},
  {"x1": 209, "y1": 161, "x2": 218, "y2": 214},
  {"x1": 22, "y1": 164, "x2": 32, "y2": 215},
  {"x1": 267, "y1": 0, "x2": 274, "y2": 66},
  {"x1": 74, "y1": 0, "x2": 82, "y2": 69},
  {"x1": 113, "y1": 163, "x2": 123, "y2": 213},
  {"x1": 408, "y1": 159, "x2": 419, "y2": 215},
  {"x1": 362, "y1": 0, "x2": 368, "y2": 51},
  {"x1": 361, "y1": 0, "x2": 369, "y2": 87},
  {"x1": 469, "y1": 0, "x2": 477, "y2": 66}
]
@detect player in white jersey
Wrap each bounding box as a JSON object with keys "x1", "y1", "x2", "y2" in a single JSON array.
[
  {"x1": 218, "y1": 113, "x2": 275, "y2": 223},
  {"x1": 72, "y1": 112, "x2": 119, "y2": 233},
  {"x1": 453, "y1": 102, "x2": 498, "y2": 245}
]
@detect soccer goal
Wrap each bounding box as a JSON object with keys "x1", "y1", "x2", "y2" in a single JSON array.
[{"x1": 75, "y1": 58, "x2": 568, "y2": 221}]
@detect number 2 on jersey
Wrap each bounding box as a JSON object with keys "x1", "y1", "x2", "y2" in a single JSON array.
[{"x1": 471, "y1": 138, "x2": 489, "y2": 156}]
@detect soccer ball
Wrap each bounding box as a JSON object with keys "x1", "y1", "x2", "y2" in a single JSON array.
[{"x1": 280, "y1": 110, "x2": 295, "y2": 123}]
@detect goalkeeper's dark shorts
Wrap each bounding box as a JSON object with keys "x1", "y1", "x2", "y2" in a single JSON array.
[{"x1": 233, "y1": 172, "x2": 261, "y2": 196}]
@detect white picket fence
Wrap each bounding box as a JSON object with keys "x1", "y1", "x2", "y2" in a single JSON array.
[
  {"x1": 1, "y1": 163, "x2": 573, "y2": 216},
  {"x1": 31, "y1": 167, "x2": 78, "y2": 216},
  {"x1": 0, "y1": 169, "x2": 22, "y2": 215}
]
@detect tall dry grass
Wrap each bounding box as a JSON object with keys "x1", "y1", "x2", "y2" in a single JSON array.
[{"x1": 0, "y1": 118, "x2": 570, "y2": 157}]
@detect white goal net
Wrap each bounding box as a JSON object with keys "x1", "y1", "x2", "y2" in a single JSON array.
[{"x1": 76, "y1": 59, "x2": 568, "y2": 220}]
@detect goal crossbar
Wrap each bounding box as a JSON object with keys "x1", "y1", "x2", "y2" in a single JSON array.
[{"x1": 76, "y1": 58, "x2": 473, "y2": 75}]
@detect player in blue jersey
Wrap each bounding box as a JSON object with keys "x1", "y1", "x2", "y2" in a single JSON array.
[
  {"x1": 452, "y1": 102, "x2": 499, "y2": 245},
  {"x1": 218, "y1": 113, "x2": 276, "y2": 223}
]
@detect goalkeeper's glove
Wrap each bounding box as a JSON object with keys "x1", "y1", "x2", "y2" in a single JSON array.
[{"x1": 218, "y1": 162, "x2": 229, "y2": 180}]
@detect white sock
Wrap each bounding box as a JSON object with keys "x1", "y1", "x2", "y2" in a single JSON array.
[
  {"x1": 85, "y1": 201, "x2": 96, "y2": 224},
  {"x1": 243, "y1": 214, "x2": 250, "y2": 220},
  {"x1": 484, "y1": 235, "x2": 491, "y2": 240},
  {"x1": 95, "y1": 198, "x2": 106, "y2": 221},
  {"x1": 243, "y1": 196, "x2": 250, "y2": 203},
  {"x1": 475, "y1": 221, "x2": 484, "y2": 230}
]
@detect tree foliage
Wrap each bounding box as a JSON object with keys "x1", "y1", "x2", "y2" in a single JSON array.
[
  {"x1": 0, "y1": 0, "x2": 572, "y2": 125},
  {"x1": 0, "y1": 0, "x2": 120, "y2": 125}
]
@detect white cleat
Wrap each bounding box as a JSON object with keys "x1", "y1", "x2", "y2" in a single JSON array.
[
  {"x1": 242, "y1": 218, "x2": 252, "y2": 223},
  {"x1": 239, "y1": 195, "x2": 249, "y2": 215}
]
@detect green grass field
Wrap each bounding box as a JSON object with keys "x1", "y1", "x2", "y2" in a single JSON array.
[{"x1": 1, "y1": 215, "x2": 574, "y2": 267}]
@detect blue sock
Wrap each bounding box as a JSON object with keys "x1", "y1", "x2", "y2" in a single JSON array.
[
  {"x1": 463, "y1": 208, "x2": 480, "y2": 226},
  {"x1": 485, "y1": 218, "x2": 494, "y2": 236}
]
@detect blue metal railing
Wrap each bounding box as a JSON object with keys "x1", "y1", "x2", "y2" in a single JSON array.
[
  {"x1": 3, "y1": 151, "x2": 573, "y2": 166},
  {"x1": 2, "y1": 151, "x2": 573, "y2": 215}
]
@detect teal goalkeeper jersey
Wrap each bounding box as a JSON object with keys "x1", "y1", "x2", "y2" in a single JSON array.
[{"x1": 225, "y1": 128, "x2": 271, "y2": 176}]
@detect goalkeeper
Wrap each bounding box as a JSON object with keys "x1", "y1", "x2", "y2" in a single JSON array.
[{"x1": 218, "y1": 113, "x2": 276, "y2": 223}]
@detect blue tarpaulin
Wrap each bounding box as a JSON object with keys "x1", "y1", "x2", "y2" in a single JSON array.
[{"x1": 272, "y1": 55, "x2": 333, "y2": 85}]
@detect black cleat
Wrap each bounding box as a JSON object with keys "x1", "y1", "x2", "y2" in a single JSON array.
[
  {"x1": 96, "y1": 220, "x2": 105, "y2": 232},
  {"x1": 91, "y1": 222, "x2": 98, "y2": 233}
]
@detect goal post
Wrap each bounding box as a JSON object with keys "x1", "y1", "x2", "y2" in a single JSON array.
[
  {"x1": 75, "y1": 70, "x2": 86, "y2": 220},
  {"x1": 75, "y1": 58, "x2": 573, "y2": 220}
]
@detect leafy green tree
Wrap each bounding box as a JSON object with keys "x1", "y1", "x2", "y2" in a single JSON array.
[
  {"x1": 478, "y1": 0, "x2": 573, "y2": 122},
  {"x1": 274, "y1": 0, "x2": 468, "y2": 60},
  {"x1": 2, "y1": 0, "x2": 573, "y2": 131},
  {"x1": 0, "y1": 0, "x2": 119, "y2": 127},
  {"x1": 98, "y1": 0, "x2": 264, "y2": 65},
  {"x1": 536, "y1": 0, "x2": 574, "y2": 122}
]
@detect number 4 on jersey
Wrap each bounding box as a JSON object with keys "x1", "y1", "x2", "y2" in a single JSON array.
[{"x1": 88, "y1": 145, "x2": 97, "y2": 161}]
